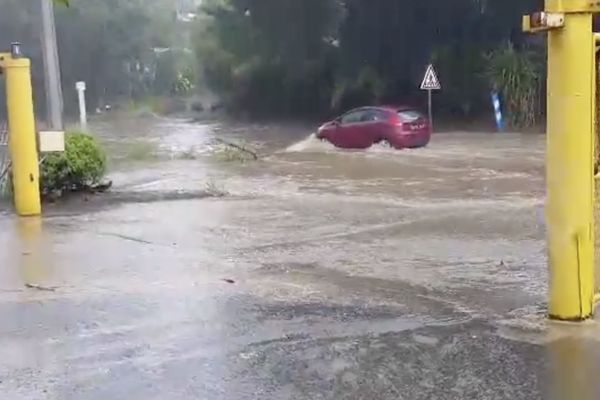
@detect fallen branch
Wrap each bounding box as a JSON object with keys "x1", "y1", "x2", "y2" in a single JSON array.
[
  {"x1": 214, "y1": 138, "x2": 258, "y2": 161},
  {"x1": 96, "y1": 231, "x2": 156, "y2": 245},
  {"x1": 25, "y1": 283, "x2": 57, "y2": 292}
]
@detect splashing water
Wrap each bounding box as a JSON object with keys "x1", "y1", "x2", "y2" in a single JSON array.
[{"x1": 285, "y1": 134, "x2": 336, "y2": 153}]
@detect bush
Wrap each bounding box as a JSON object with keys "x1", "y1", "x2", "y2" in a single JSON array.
[
  {"x1": 40, "y1": 131, "x2": 107, "y2": 195},
  {"x1": 484, "y1": 42, "x2": 542, "y2": 128}
]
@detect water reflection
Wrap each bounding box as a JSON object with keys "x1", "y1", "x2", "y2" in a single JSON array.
[
  {"x1": 546, "y1": 323, "x2": 600, "y2": 400},
  {"x1": 15, "y1": 216, "x2": 52, "y2": 288}
]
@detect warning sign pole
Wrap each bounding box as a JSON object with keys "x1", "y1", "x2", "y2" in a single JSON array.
[
  {"x1": 427, "y1": 89, "x2": 433, "y2": 131},
  {"x1": 420, "y1": 64, "x2": 441, "y2": 132}
]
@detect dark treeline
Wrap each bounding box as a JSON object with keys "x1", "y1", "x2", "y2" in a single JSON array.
[
  {"x1": 0, "y1": 0, "x2": 196, "y2": 118},
  {"x1": 1, "y1": 0, "x2": 551, "y2": 127},
  {"x1": 195, "y1": 0, "x2": 546, "y2": 126}
]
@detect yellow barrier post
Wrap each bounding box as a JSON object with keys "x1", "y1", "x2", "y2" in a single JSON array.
[
  {"x1": 524, "y1": 1, "x2": 599, "y2": 320},
  {"x1": 0, "y1": 44, "x2": 41, "y2": 216}
]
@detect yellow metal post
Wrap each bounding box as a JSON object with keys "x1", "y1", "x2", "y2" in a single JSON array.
[
  {"x1": 547, "y1": 12, "x2": 595, "y2": 320},
  {"x1": 525, "y1": 0, "x2": 600, "y2": 320},
  {"x1": 0, "y1": 51, "x2": 41, "y2": 216}
]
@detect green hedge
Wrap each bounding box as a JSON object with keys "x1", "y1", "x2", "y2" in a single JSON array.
[{"x1": 40, "y1": 131, "x2": 107, "y2": 195}]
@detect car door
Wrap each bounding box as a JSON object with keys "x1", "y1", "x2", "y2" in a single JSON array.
[
  {"x1": 359, "y1": 109, "x2": 389, "y2": 144},
  {"x1": 334, "y1": 109, "x2": 366, "y2": 148}
]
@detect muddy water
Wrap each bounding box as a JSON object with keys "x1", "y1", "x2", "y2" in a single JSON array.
[{"x1": 1, "y1": 115, "x2": 599, "y2": 400}]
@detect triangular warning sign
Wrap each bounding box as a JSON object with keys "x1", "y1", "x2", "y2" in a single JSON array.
[{"x1": 420, "y1": 64, "x2": 441, "y2": 90}]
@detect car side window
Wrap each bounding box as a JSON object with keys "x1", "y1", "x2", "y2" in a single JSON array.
[
  {"x1": 361, "y1": 109, "x2": 387, "y2": 122},
  {"x1": 341, "y1": 110, "x2": 364, "y2": 125}
]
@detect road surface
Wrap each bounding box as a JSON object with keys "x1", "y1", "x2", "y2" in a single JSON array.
[{"x1": 1, "y1": 116, "x2": 598, "y2": 399}]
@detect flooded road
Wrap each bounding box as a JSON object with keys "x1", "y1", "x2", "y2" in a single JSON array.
[{"x1": 0, "y1": 115, "x2": 598, "y2": 399}]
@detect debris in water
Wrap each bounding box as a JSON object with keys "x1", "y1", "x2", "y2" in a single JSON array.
[
  {"x1": 214, "y1": 138, "x2": 258, "y2": 161},
  {"x1": 222, "y1": 279, "x2": 236, "y2": 284},
  {"x1": 97, "y1": 232, "x2": 155, "y2": 245},
  {"x1": 25, "y1": 283, "x2": 57, "y2": 292},
  {"x1": 91, "y1": 180, "x2": 113, "y2": 193}
]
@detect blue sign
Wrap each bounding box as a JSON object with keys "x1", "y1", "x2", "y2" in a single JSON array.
[{"x1": 491, "y1": 92, "x2": 504, "y2": 132}]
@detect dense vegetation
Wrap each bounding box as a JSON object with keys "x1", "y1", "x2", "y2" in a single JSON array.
[
  {"x1": 195, "y1": 0, "x2": 545, "y2": 126},
  {"x1": 1, "y1": 0, "x2": 548, "y2": 128},
  {"x1": 0, "y1": 0, "x2": 196, "y2": 116}
]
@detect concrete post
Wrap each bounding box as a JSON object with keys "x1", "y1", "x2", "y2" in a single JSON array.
[{"x1": 76, "y1": 81, "x2": 87, "y2": 130}]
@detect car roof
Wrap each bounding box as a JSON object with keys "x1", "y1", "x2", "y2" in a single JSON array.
[
  {"x1": 346, "y1": 105, "x2": 416, "y2": 113},
  {"x1": 339, "y1": 105, "x2": 419, "y2": 118},
  {"x1": 379, "y1": 105, "x2": 416, "y2": 111}
]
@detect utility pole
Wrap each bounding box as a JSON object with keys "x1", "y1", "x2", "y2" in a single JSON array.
[
  {"x1": 523, "y1": 2, "x2": 598, "y2": 321},
  {"x1": 40, "y1": 0, "x2": 64, "y2": 130}
]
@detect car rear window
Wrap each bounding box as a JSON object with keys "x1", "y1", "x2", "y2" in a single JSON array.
[{"x1": 398, "y1": 110, "x2": 422, "y2": 122}]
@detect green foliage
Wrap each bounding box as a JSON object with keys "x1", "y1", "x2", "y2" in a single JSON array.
[
  {"x1": 193, "y1": 0, "x2": 543, "y2": 122},
  {"x1": 432, "y1": 45, "x2": 487, "y2": 117},
  {"x1": 194, "y1": 0, "x2": 341, "y2": 116},
  {"x1": 171, "y1": 73, "x2": 194, "y2": 95},
  {"x1": 55, "y1": 0, "x2": 184, "y2": 107},
  {"x1": 331, "y1": 68, "x2": 386, "y2": 112},
  {"x1": 153, "y1": 49, "x2": 198, "y2": 96},
  {"x1": 1, "y1": 0, "x2": 190, "y2": 117},
  {"x1": 485, "y1": 43, "x2": 542, "y2": 128},
  {"x1": 40, "y1": 132, "x2": 107, "y2": 195},
  {"x1": 8, "y1": 0, "x2": 548, "y2": 124}
]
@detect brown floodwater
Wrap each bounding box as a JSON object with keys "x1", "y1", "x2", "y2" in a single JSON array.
[{"x1": 1, "y1": 115, "x2": 599, "y2": 400}]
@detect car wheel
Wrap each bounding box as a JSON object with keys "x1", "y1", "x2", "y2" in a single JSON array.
[{"x1": 380, "y1": 139, "x2": 392, "y2": 148}]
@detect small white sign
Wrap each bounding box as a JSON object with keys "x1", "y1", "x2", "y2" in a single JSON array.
[
  {"x1": 76, "y1": 81, "x2": 86, "y2": 91},
  {"x1": 39, "y1": 131, "x2": 65, "y2": 153},
  {"x1": 420, "y1": 64, "x2": 441, "y2": 91}
]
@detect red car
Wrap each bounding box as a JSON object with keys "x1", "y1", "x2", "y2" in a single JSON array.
[{"x1": 317, "y1": 106, "x2": 431, "y2": 149}]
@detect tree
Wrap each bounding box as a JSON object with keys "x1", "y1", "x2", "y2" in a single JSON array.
[
  {"x1": 2, "y1": 0, "x2": 188, "y2": 116},
  {"x1": 194, "y1": 0, "x2": 544, "y2": 123},
  {"x1": 485, "y1": 43, "x2": 542, "y2": 128},
  {"x1": 195, "y1": 0, "x2": 342, "y2": 116}
]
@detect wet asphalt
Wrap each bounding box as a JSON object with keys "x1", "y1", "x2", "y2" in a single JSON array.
[{"x1": 1, "y1": 116, "x2": 599, "y2": 399}]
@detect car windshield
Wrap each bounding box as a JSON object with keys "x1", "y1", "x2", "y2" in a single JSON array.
[{"x1": 398, "y1": 110, "x2": 422, "y2": 122}]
